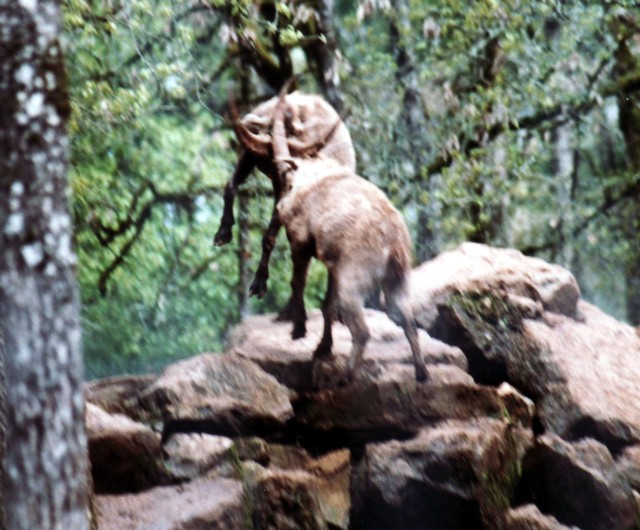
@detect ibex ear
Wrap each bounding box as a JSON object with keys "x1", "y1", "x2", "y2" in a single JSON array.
[
  {"x1": 276, "y1": 156, "x2": 298, "y2": 172},
  {"x1": 284, "y1": 158, "x2": 298, "y2": 171}
]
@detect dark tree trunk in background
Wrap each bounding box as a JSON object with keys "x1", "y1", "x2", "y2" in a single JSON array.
[
  {"x1": 465, "y1": 35, "x2": 506, "y2": 246},
  {"x1": 389, "y1": 0, "x2": 438, "y2": 263},
  {"x1": 551, "y1": 122, "x2": 576, "y2": 266},
  {"x1": 0, "y1": 2, "x2": 90, "y2": 529},
  {"x1": 306, "y1": 0, "x2": 345, "y2": 111},
  {"x1": 612, "y1": 12, "x2": 640, "y2": 325},
  {"x1": 0, "y1": 329, "x2": 5, "y2": 530},
  {"x1": 237, "y1": 192, "x2": 251, "y2": 319},
  {"x1": 236, "y1": 61, "x2": 253, "y2": 319}
]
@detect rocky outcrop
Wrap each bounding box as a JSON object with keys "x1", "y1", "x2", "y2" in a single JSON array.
[
  {"x1": 351, "y1": 418, "x2": 533, "y2": 530},
  {"x1": 228, "y1": 310, "x2": 467, "y2": 392},
  {"x1": 412, "y1": 243, "x2": 640, "y2": 452},
  {"x1": 137, "y1": 353, "x2": 294, "y2": 437},
  {"x1": 86, "y1": 244, "x2": 640, "y2": 529},
  {"x1": 515, "y1": 434, "x2": 637, "y2": 529}
]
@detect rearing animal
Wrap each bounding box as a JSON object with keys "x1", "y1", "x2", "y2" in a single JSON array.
[
  {"x1": 235, "y1": 87, "x2": 429, "y2": 385},
  {"x1": 216, "y1": 92, "x2": 355, "y2": 324}
]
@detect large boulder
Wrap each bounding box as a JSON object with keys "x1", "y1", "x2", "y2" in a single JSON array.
[
  {"x1": 228, "y1": 309, "x2": 467, "y2": 392},
  {"x1": 229, "y1": 306, "x2": 533, "y2": 441},
  {"x1": 96, "y1": 477, "x2": 246, "y2": 530},
  {"x1": 412, "y1": 244, "x2": 640, "y2": 451},
  {"x1": 351, "y1": 418, "x2": 533, "y2": 530},
  {"x1": 86, "y1": 403, "x2": 163, "y2": 494},
  {"x1": 515, "y1": 434, "x2": 637, "y2": 530},
  {"x1": 525, "y1": 302, "x2": 640, "y2": 449},
  {"x1": 294, "y1": 364, "x2": 532, "y2": 441},
  {"x1": 410, "y1": 242, "x2": 581, "y2": 329},
  {"x1": 85, "y1": 374, "x2": 155, "y2": 422},
  {"x1": 137, "y1": 353, "x2": 294, "y2": 437},
  {"x1": 243, "y1": 448, "x2": 351, "y2": 530}
]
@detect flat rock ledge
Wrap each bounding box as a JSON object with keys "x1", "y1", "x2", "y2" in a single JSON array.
[{"x1": 86, "y1": 244, "x2": 640, "y2": 529}]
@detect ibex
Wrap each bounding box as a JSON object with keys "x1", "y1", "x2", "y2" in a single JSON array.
[
  {"x1": 236, "y1": 88, "x2": 428, "y2": 385},
  {"x1": 215, "y1": 92, "x2": 355, "y2": 324}
]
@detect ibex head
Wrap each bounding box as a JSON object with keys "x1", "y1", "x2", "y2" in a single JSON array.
[{"x1": 229, "y1": 91, "x2": 355, "y2": 172}]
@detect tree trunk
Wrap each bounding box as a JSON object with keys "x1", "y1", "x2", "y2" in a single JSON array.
[
  {"x1": 612, "y1": 13, "x2": 640, "y2": 325},
  {"x1": 0, "y1": 3, "x2": 90, "y2": 529},
  {"x1": 0, "y1": 328, "x2": 5, "y2": 530},
  {"x1": 306, "y1": 0, "x2": 345, "y2": 111},
  {"x1": 388, "y1": 1, "x2": 438, "y2": 262},
  {"x1": 551, "y1": 122, "x2": 576, "y2": 266}
]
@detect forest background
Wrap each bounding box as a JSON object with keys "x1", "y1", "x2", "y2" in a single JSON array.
[{"x1": 63, "y1": 0, "x2": 640, "y2": 379}]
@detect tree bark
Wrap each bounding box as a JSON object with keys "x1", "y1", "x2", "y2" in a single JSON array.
[
  {"x1": 305, "y1": 0, "x2": 345, "y2": 111},
  {"x1": 388, "y1": 0, "x2": 438, "y2": 262},
  {"x1": 551, "y1": 121, "x2": 576, "y2": 266},
  {"x1": 0, "y1": 2, "x2": 90, "y2": 529},
  {"x1": 612, "y1": 13, "x2": 640, "y2": 325}
]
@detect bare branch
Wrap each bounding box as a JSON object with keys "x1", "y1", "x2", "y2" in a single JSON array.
[{"x1": 422, "y1": 69, "x2": 640, "y2": 179}]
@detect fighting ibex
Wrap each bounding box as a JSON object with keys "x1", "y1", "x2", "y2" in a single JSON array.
[
  {"x1": 215, "y1": 93, "x2": 355, "y2": 323},
  {"x1": 236, "y1": 87, "x2": 428, "y2": 385}
]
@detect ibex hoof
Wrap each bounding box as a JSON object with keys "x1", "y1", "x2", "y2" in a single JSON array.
[
  {"x1": 337, "y1": 370, "x2": 354, "y2": 388},
  {"x1": 214, "y1": 225, "x2": 232, "y2": 246},
  {"x1": 415, "y1": 364, "x2": 429, "y2": 383},
  {"x1": 312, "y1": 343, "x2": 332, "y2": 359},
  {"x1": 249, "y1": 277, "x2": 268, "y2": 299},
  {"x1": 291, "y1": 323, "x2": 307, "y2": 340}
]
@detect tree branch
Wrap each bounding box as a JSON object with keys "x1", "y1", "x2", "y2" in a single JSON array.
[
  {"x1": 421, "y1": 69, "x2": 640, "y2": 179},
  {"x1": 520, "y1": 176, "x2": 640, "y2": 256},
  {"x1": 94, "y1": 182, "x2": 220, "y2": 295}
]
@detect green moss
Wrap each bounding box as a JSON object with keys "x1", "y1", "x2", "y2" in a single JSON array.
[{"x1": 479, "y1": 427, "x2": 525, "y2": 527}]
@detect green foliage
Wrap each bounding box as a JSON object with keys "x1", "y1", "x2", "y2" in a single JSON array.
[{"x1": 64, "y1": 0, "x2": 640, "y2": 378}]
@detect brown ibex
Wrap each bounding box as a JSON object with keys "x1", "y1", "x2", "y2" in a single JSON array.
[
  {"x1": 236, "y1": 88, "x2": 428, "y2": 385},
  {"x1": 215, "y1": 92, "x2": 355, "y2": 324}
]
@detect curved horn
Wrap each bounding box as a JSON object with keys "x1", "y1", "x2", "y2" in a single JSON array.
[
  {"x1": 286, "y1": 117, "x2": 341, "y2": 158},
  {"x1": 228, "y1": 94, "x2": 271, "y2": 157},
  {"x1": 272, "y1": 83, "x2": 291, "y2": 166}
]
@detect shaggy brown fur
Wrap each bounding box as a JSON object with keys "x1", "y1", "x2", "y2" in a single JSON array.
[{"x1": 257, "y1": 89, "x2": 429, "y2": 385}]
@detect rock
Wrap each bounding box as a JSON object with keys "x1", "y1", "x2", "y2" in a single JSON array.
[
  {"x1": 228, "y1": 309, "x2": 467, "y2": 391},
  {"x1": 617, "y1": 445, "x2": 640, "y2": 491},
  {"x1": 294, "y1": 364, "x2": 532, "y2": 441},
  {"x1": 85, "y1": 374, "x2": 155, "y2": 418},
  {"x1": 86, "y1": 403, "x2": 163, "y2": 494},
  {"x1": 421, "y1": 262, "x2": 640, "y2": 450},
  {"x1": 138, "y1": 353, "x2": 294, "y2": 437},
  {"x1": 84, "y1": 245, "x2": 640, "y2": 530},
  {"x1": 503, "y1": 504, "x2": 579, "y2": 529},
  {"x1": 497, "y1": 383, "x2": 535, "y2": 424},
  {"x1": 243, "y1": 448, "x2": 351, "y2": 530},
  {"x1": 235, "y1": 436, "x2": 271, "y2": 466},
  {"x1": 515, "y1": 434, "x2": 637, "y2": 530},
  {"x1": 163, "y1": 433, "x2": 236, "y2": 480},
  {"x1": 243, "y1": 463, "x2": 325, "y2": 530},
  {"x1": 526, "y1": 301, "x2": 640, "y2": 449},
  {"x1": 351, "y1": 418, "x2": 533, "y2": 530},
  {"x1": 410, "y1": 242, "x2": 580, "y2": 329},
  {"x1": 96, "y1": 477, "x2": 246, "y2": 530}
]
